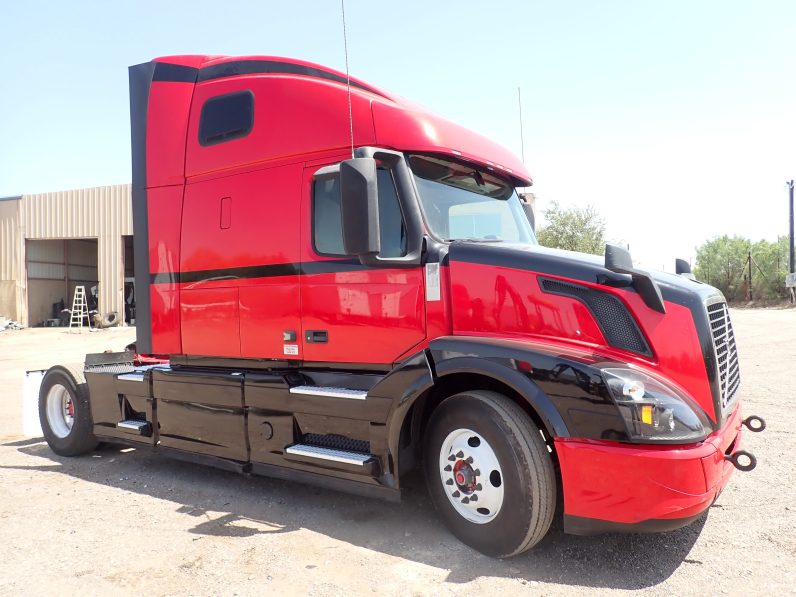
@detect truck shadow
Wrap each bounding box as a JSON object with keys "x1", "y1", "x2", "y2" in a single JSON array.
[{"x1": 4, "y1": 440, "x2": 706, "y2": 589}]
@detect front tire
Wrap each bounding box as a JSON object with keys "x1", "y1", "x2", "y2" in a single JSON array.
[
  {"x1": 424, "y1": 390, "x2": 556, "y2": 557},
  {"x1": 39, "y1": 365, "x2": 98, "y2": 456}
]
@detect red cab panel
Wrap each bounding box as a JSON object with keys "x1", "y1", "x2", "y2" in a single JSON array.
[
  {"x1": 185, "y1": 76, "x2": 376, "y2": 179},
  {"x1": 181, "y1": 287, "x2": 241, "y2": 357},
  {"x1": 146, "y1": 80, "x2": 195, "y2": 188},
  {"x1": 150, "y1": 286, "x2": 181, "y2": 355}
]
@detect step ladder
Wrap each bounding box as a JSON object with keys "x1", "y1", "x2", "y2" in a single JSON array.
[{"x1": 69, "y1": 285, "x2": 89, "y2": 332}]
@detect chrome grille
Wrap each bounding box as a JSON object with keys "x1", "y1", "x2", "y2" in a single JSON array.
[{"x1": 707, "y1": 301, "x2": 740, "y2": 409}]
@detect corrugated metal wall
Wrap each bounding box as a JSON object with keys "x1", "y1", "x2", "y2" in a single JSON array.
[
  {"x1": 0, "y1": 198, "x2": 23, "y2": 321},
  {"x1": 0, "y1": 185, "x2": 133, "y2": 325}
]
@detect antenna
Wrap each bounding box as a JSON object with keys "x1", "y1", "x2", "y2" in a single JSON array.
[
  {"x1": 341, "y1": 0, "x2": 354, "y2": 158},
  {"x1": 517, "y1": 86, "x2": 526, "y2": 164}
]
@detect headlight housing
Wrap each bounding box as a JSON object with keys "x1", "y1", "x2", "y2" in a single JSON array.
[{"x1": 602, "y1": 368, "x2": 710, "y2": 443}]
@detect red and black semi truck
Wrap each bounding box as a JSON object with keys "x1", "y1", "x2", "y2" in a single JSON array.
[{"x1": 38, "y1": 54, "x2": 766, "y2": 557}]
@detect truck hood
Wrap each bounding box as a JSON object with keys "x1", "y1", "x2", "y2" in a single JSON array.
[
  {"x1": 446, "y1": 240, "x2": 730, "y2": 427},
  {"x1": 446, "y1": 241, "x2": 723, "y2": 307}
]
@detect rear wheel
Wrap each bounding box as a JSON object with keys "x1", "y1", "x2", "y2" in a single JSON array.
[
  {"x1": 39, "y1": 365, "x2": 98, "y2": 456},
  {"x1": 424, "y1": 390, "x2": 556, "y2": 557}
]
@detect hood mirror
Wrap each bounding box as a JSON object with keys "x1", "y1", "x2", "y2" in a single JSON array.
[{"x1": 604, "y1": 244, "x2": 666, "y2": 314}]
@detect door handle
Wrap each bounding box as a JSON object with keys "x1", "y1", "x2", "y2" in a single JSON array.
[
  {"x1": 305, "y1": 330, "x2": 328, "y2": 343},
  {"x1": 220, "y1": 196, "x2": 231, "y2": 229}
]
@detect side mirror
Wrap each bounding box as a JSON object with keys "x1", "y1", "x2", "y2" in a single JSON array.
[
  {"x1": 518, "y1": 192, "x2": 536, "y2": 232},
  {"x1": 340, "y1": 157, "x2": 380, "y2": 257},
  {"x1": 676, "y1": 258, "x2": 697, "y2": 281},
  {"x1": 521, "y1": 203, "x2": 535, "y2": 232},
  {"x1": 675, "y1": 258, "x2": 690, "y2": 274}
]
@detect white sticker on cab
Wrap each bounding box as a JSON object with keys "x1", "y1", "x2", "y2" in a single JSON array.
[
  {"x1": 426, "y1": 263, "x2": 441, "y2": 302},
  {"x1": 283, "y1": 344, "x2": 299, "y2": 356}
]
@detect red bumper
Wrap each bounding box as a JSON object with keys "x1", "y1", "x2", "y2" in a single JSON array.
[{"x1": 556, "y1": 405, "x2": 744, "y2": 534}]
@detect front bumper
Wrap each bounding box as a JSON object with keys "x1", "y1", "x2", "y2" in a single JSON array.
[{"x1": 556, "y1": 405, "x2": 744, "y2": 535}]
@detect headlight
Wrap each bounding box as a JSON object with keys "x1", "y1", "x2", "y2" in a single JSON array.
[{"x1": 602, "y1": 368, "x2": 710, "y2": 443}]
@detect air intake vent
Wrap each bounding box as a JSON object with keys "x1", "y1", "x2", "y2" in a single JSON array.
[
  {"x1": 706, "y1": 301, "x2": 740, "y2": 410},
  {"x1": 540, "y1": 278, "x2": 652, "y2": 357}
]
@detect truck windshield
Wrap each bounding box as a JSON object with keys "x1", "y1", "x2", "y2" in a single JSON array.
[{"x1": 408, "y1": 154, "x2": 537, "y2": 244}]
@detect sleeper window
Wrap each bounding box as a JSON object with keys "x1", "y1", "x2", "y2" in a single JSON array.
[{"x1": 198, "y1": 91, "x2": 254, "y2": 146}]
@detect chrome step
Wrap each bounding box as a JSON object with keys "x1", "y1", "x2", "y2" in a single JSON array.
[
  {"x1": 285, "y1": 444, "x2": 372, "y2": 466},
  {"x1": 289, "y1": 385, "x2": 367, "y2": 400},
  {"x1": 117, "y1": 372, "x2": 145, "y2": 382},
  {"x1": 117, "y1": 419, "x2": 152, "y2": 436}
]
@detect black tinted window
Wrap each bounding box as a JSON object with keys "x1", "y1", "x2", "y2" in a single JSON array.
[
  {"x1": 313, "y1": 169, "x2": 406, "y2": 258},
  {"x1": 199, "y1": 91, "x2": 254, "y2": 146},
  {"x1": 314, "y1": 177, "x2": 345, "y2": 255},
  {"x1": 375, "y1": 170, "x2": 406, "y2": 258}
]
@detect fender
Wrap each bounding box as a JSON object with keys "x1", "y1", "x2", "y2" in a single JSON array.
[
  {"x1": 429, "y1": 337, "x2": 570, "y2": 439},
  {"x1": 372, "y1": 336, "x2": 630, "y2": 487},
  {"x1": 427, "y1": 336, "x2": 628, "y2": 443},
  {"x1": 369, "y1": 351, "x2": 436, "y2": 473}
]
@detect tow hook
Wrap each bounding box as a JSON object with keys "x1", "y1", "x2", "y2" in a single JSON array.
[
  {"x1": 725, "y1": 450, "x2": 757, "y2": 472},
  {"x1": 742, "y1": 415, "x2": 766, "y2": 432}
]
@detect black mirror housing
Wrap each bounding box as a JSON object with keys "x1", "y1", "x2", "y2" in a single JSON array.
[
  {"x1": 604, "y1": 244, "x2": 666, "y2": 314},
  {"x1": 340, "y1": 157, "x2": 380, "y2": 257},
  {"x1": 675, "y1": 258, "x2": 691, "y2": 275}
]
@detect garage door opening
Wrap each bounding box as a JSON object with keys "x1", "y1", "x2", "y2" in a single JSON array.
[{"x1": 26, "y1": 239, "x2": 99, "y2": 327}]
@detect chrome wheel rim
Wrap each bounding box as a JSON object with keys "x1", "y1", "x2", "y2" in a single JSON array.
[
  {"x1": 438, "y1": 428, "x2": 504, "y2": 524},
  {"x1": 45, "y1": 383, "x2": 74, "y2": 439}
]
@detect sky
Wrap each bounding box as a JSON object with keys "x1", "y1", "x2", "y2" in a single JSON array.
[{"x1": 1, "y1": 0, "x2": 795, "y2": 270}]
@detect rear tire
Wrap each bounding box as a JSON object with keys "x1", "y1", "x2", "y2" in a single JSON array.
[
  {"x1": 39, "y1": 365, "x2": 98, "y2": 456},
  {"x1": 424, "y1": 390, "x2": 556, "y2": 557}
]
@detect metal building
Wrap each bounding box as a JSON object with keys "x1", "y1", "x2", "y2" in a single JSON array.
[{"x1": 0, "y1": 184, "x2": 133, "y2": 327}]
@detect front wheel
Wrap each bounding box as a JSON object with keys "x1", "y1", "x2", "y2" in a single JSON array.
[{"x1": 424, "y1": 390, "x2": 556, "y2": 557}]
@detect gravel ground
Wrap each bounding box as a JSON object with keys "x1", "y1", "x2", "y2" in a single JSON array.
[{"x1": 0, "y1": 311, "x2": 794, "y2": 596}]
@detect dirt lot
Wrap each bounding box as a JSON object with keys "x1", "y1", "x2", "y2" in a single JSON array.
[{"x1": 0, "y1": 312, "x2": 794, "y2": 596}]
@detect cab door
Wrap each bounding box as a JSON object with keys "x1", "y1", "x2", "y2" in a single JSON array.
[{"x1": 299, "y1": 156, "x2": 426, "y2": 366}]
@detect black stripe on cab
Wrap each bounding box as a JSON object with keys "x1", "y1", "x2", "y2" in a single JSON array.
[
  {"x1": 152, "y1": 62, "x2": 198, "y2": 83},
  {"x1": 149, "y1": 59, "x2": 386, "y2": 98},
  {"x1": 150, "y1": 259, "x2": 367, "y2": 285}
]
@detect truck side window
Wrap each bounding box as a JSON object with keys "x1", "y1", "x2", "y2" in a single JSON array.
[
  {"x1": 198, "y1": 91, "x2": 254, "y2": 146},
  {"x1": 312, "y1": 169, "x2": 407, "y2": 258}
]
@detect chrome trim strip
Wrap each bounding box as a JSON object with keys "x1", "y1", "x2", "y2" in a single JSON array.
[{"x1": 289, "y1": 385, "x2": 367, "y2": 400}]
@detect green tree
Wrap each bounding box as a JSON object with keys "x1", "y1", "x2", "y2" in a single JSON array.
[
  {"x1": 536, "y1": 201, "x2": 606, "y2": 255},
  {"x1": 693, "y1": 235, "x2": 750, "y2": 300},
  {"x1": 694, "y1": 235, "x2": 789, "y2": 301},
  {"x1": 749, "y1": 237, "x2": 790, "y2": 299}
]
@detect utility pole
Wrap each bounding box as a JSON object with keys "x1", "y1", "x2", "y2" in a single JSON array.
[
  {"x1": 789, "y1": 180, "x2": 795, "y2": 275},
  {"x1": 517, "y1": 87, "x2": 526, "y2": 165},
  {"x1": 789, "y1": 181, "x2": 796, "y2": 304}
]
